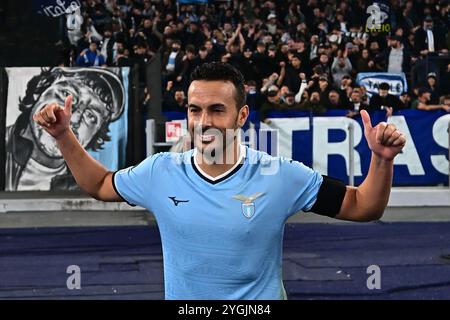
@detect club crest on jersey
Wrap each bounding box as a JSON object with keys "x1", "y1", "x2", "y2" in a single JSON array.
[{"x1": 232, "y1": 192, "x2": 265, "y2": 219}]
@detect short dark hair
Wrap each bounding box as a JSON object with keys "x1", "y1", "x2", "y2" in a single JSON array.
[
  {"x1": 418, "y1": 87, "x2": 431, "y2": 96},
  {"x1": 190, "y1": 62, "x2": 246, "y2": 109},
  {"x1": 379, "y1": 82, "x2": 390, "y2": 90},
  {"x1": 292, "y1": 53, "x2": 302, "y2": 61},
  {"x1": 185, "y1": 44, "x2": 196, "y2": 54}
]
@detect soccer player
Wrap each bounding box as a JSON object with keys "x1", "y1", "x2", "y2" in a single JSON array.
[{"x1": 33, "y1": 62, "x2": 406, "y2": 300}]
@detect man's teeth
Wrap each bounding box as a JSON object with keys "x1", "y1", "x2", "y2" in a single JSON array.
[{"x1": 201, "y1": 134, "x2": 215, "y2": 142}]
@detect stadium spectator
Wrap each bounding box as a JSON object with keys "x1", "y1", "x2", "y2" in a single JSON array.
[
  {"x1": 413, "y1": 15, "x2": 449, "y2": 84},
  {"x1": 399, "y1": 92, "x2": 412, "y2": 109},
  {"x1": 56, "y1": 0, "x2": 450, "y2": 114},
  {"x1": 312, "y1": 75, "x2": 332, "y2": 104},
  {"x1": 313, "y1": 52, "x2": 332, "y2": 78},
  {"x1": 260, "y1": 85, "x2": 282, "y2": 123},
  {"x1": 356, "y1": 48, "x2": 377, "y2": 72},
  {"x1": 66, "y1": 6, "x2": 84, "y2": 46},
  {"x1": 99, "y1": 27, "x2": 116, "y2": 66},
  {"x1": 133, "y1": 42, "x2": 153, "y2": 86},
  {"x1": 162, "y1": 39, "x2": 184, "y2": 86},
  {"x1": 163, "y1": 81, "x2": 187, "y2": 112},
  {"x1": 326, "y1": 89, "x2": 347, "y2": 110},
  {"x1": 425, "y1": 72, "x2": 441, "y2": 104},
  {"x1": 283, "y1": 91, "x2": 302, "y2": 110},
  {"x1": 283, "y1": 53, "x2": 309, "y2": 93},
  {"x1": 137, "y1": 17, "x2": 163, "y2": 54},
  {"x1": 346, "y1": 88, "x2": 370, "y2": 118},
  {"x1": 298, "y1": 91, "x2": 327, "y2": 115},
  {"x1": 414, "y1": 16, "x2": 448, "y2": 57},
  {"x1": 308, "y1": 35, "x2": 320, "y2": 60},
  {"x1": 375, "y1": 35, "x2": 412, "y2": 73},
  {"x1": 266, "y1": 44, "x2": 281, "y2": 77},
  {"x1": 76, "y1": 41, "x2": 107, "y2": 67},
  {"x1": 331, "y1": 49, "x2": 352, "y2": 89},
  {"x1": 369, "y1": 82, "x2": 405, "y2": 117},
  {"x1": 196, "y1": 45, "x2": 213, "y2": 66},
  {"x1": 440, "y1": 95, "x2": 450, "y2": 108},
  {"x1": 203, "y1": 39, "x2": 221, "y2": 63},
  {"x1": 114, "y1": 42, "x2": 132, "y2": 67},
  {"x1": 338, "y1": 75, "x2": 353, "y2": 101},
  {"x1": 411, "y1": 87, "x2": 450, "y2": 111},
  {"x1": 240, "y1": 46, "x2": 258, "y2": 82},
  {"x1": 244, "y1": 80, "x2": 263, "y2": 111},
  {"x1": 253, "y1": 41, "x2": 272, "y2": 81},
  {"x1": 179, "y1": 45, "x2": 199, "y2": 91}
]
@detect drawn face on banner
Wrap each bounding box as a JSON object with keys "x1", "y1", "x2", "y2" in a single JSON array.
[
  {"x1": 4, "y1": 67, "x2": 126, "y2": 191},
  {"x1": 29, "y1": 75, "x2": 111, "y2": 158}
]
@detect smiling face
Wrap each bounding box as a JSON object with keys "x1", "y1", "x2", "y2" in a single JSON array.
[
  {"x1": 30, "y1": 76, "x2": 109, "y2": 158},
  {"x1": 187, "y1": 80, "x2": 248, "y2": 160}
]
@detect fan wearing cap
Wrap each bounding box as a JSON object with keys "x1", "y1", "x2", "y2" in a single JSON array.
[
  {"x1": 283, "y1": 91, "x2": 302, "y2": 109},
  {"x1": 411, "y1": 87, "x2": 450, "y2": 112},
  {"x1": 369, "y1": 82, "x2": 405, "y2": 117},
  {"x1": 260, "y1": 84, "x2": 282, "y2": 123},
  {"x1": 425, "y1": 72, "x2": 441, "y2": 104},
  {"x1": 266, "y1": 13, "x2": 278, "y2": 35},
  {"x1": 5, "y1": 67, "x2": 124, "y2": 191}
]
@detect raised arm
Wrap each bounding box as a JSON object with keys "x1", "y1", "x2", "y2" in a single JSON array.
[
  {"x1": 225, "y1": 25, "x2": 241, "y2": 52},
  {"x1": 417, "y1": 102, "x2": 450, "y2": 112},
  {"x1": 335, "y1": 110, "x2": 406, "y2": 222},
  {"x1": 32, "y1": 96, "x2": 122, "y2": 202}
]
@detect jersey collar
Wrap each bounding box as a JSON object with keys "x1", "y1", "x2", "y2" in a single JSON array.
[{"x1": 192, "y1": 144, "x2": 246, "y2": 185}]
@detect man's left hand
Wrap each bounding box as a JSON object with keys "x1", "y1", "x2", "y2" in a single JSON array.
[
  {"x1": 385, "y1": 106, "x2": 393, "y2": 118},
  {"x1": 361, "y1": 110, "x2": 406, "y2": 161}
]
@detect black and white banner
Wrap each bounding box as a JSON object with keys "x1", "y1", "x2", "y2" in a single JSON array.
[
  {"x1": 34, "y1": 0, "x2": 81, "y2": 18},
  {"x1": 4, "y1": 67, "x2": 129, "y2": 191}
]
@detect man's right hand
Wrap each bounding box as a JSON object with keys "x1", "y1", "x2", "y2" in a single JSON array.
[{"x1": 32, "y1": 95, "x2": 73, "y2": 140}]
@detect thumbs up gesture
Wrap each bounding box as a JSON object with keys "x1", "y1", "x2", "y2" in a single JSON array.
[
  {"x1": 360, "y1": 110, "x2": 406, "y2": 161},
  {"x1": 32, "y1": 96, "x2": 74, "y2": 140}
]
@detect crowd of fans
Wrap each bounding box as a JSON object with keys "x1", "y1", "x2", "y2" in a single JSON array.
[{"x1": 59, "y1": 0, "x2": 450, "y2": 122}]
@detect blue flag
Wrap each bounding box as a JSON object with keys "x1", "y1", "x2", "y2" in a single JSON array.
[{"x1": 356, "y1": 72, "x2": 408, "y2": 97}]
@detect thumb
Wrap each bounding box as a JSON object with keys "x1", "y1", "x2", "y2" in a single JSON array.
[
  {"x1": 64, "y1": 95, "x2": 73, "y2": 116},
  {"x1": 360, "y1": 110, "x2": 373, "y2": 131}
]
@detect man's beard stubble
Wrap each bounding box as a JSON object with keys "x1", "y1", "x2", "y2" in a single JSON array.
[{"x1": 193, "y1": 117, "x2": 241, "y2": 165}]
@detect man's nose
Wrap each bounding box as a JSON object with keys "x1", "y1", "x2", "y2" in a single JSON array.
[
  {"x1": 198, "y1": 110, "x2": 212, "y2": 127},
  {"x1": 70, "y1": 109, "x2": 83, "y2": 128}
]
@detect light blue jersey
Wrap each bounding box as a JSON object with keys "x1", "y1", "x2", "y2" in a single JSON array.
[{"x1": 113, "y1": 145, "x2": 323, "y2": 300}]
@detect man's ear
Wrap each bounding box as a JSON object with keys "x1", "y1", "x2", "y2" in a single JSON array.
[{"x1": 238, "y1": 105, "x2": 249, "y2": 127}]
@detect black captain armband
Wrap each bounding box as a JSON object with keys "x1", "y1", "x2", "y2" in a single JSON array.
[{"x1": 307, "y1": 176, "x2": 347, "y2": 218}]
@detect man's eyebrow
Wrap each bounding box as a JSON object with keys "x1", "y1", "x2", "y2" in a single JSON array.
[
  {"x1": 55, "y1": 81, "x2": 80, "y2": 95},
  {"x1": 187, "y1": 103, "x2": 226, "y2": 109}
]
